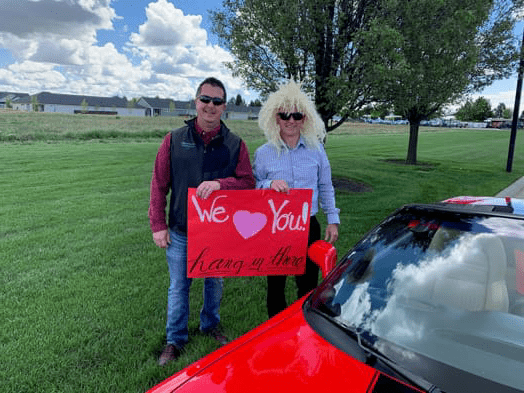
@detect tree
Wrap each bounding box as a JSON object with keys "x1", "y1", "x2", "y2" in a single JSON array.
[
  {"x1": 31, "y1": 95, "x2": 40, "y2": 112},
  {"x1": 455, "y1": 97, "x2": 493, "y2": 121},
  {"x1": 128, "y1": 97, "x2": 139, "y2": 109},
  {"x1": 363, "y1": 0, "x2": 522, "y2": 164},
  {"x1": 211, "y1": 0, "x2": 380, "y2": 131},
  {"x1": 81, "y1": 99, "x2": 89, "y2": 113},
  {"x1": 455, "y1": 100, "x2": 475, "y2": 122},
  {"x1": 494, "y1": 102, "x2": 511, "y2": 118},
  {"x1": 235, "y1": 94, "x2": 245, "y2": 106},
  {"x1": 212, "y1": 0, "x2": 522, "y2": 161}
]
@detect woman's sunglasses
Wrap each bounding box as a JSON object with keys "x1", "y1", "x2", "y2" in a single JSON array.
[
  {"x1": 277, "y1": 112, "x2": 304, "y2": 121},
  {"x1": 198, "y1": 95, "x2": 225, "y2": 106}
]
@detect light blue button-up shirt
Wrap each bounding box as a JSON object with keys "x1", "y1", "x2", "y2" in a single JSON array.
[{"x1": 253, "y1": 137, "x2": 340, "y2": 225}]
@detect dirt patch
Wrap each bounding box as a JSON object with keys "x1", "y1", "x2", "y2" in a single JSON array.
[{"x1": 332, "y1": 176, "x2": 373, "y2": 193}]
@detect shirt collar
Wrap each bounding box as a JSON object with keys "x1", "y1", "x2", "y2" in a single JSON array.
[
  {"x1": 195, "y1": 121, "x2": 220, "y2": 144},
  {"x1": 283, "y1": 135, "x2": 306, "y2": 150}
]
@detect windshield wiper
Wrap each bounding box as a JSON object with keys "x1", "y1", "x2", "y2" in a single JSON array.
[
  {"x1": 311, "y1": 308, "x2": 445, "y2": 393},
  {"x1": 354, "y1": 329, "x2": 445, "y2": 393}
]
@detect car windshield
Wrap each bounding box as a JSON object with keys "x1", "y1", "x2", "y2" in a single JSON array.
[{"x1": 308, "y1": 206, "x2": 524, "y2": 392}]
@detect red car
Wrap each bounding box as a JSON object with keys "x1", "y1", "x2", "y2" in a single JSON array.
[{"x1": 147, "y1": 197, "x2": 524, "y2": 393}]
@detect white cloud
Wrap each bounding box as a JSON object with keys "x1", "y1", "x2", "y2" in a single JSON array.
[
  {"x1": 0, "y1": 61, "x2": 66, "y2": 92},
  {"x1": 0, "y1": 0, "x2": 116, "y2": 67},
  {"x1": 126, "y1": 0, "x2": 234, "y2": 82},
  {"x1": 130, "y1": 0, "x2": 207, "y2": 48},
  {"x1": 29, "y1": 39, "x2": 85, "y2": 65},
  {"x1": 472, "y1": 89, "x2": 520, "y2": 110},
  {"x1": 0, "y1": 0, "x2": 114, "y2": 40},
  {"x1": 0, "y1": 0, "x2": 254, "y2": 101},
  {"x1": 446, "y1": 79, "x2": 521, "y2": 114},
  {"x1": 0, "y1": 34, "x2": 40, "y2": 62}
]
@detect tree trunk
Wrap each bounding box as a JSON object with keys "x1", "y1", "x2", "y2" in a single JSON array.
[{"x1": 406, "y1": 121, "x2": 420, "y2": 165}]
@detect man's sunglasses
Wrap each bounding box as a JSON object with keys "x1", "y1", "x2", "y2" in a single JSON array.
[
  {"x1": 198, "y1": 95, "x2": 225, "y2": 106},
  {"x1": 277, "y1": 112, "x2": 304, "y2": 121}
]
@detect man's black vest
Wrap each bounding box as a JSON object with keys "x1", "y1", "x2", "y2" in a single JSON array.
[{"x1": 169, "y1": 119, "x2": 241, "y2": 234}]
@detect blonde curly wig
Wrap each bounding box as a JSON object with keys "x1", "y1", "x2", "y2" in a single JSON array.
[{"x1": 258, "y1": 80, "x2": 326, "y2": 152}]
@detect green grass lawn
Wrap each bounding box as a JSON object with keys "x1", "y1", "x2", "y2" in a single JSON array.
[{"x1": 1, "y1": 111, "x2": 524, "y2": 392}]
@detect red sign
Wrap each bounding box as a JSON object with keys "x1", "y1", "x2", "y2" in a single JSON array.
[{"x1": 187, "y1": 188, "x2": 313, "y2": 278}]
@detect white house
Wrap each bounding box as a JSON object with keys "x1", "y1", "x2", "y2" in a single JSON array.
[
  {"x1": 12, "y1": 92, "x2": 147, "y2": 117},
  {"x1": 0, "y1": 92, "x2": 29, "y2": 109},
  {"x1": 9, "y1": 91, "x2": 261, "y2": 120}
]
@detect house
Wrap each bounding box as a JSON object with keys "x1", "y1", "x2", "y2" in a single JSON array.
[
  {"x1": 137, "y1": 97, "x2": 198, "y2": 117},
  {"x1": 171, "y1": 100, "x2": 197, "y2": 117},
  {"x1": 8, "y1": 90, "x2": 261, "y2": 120},
  {"x1": 138, "y1": 96, "x2": 260, "y2": 120},
  {"x1": 0, "y1": 92, "x2": 30, "y2": 109},
  {"x1": 224, "y1": 104, "x2": 260, "y2": 120},
  {"x1": 11, "y1": 92, "x2": 147, "y2": 117},
  {"x1": 138, "y1": 97, "x2": 181, "y2": 117}
]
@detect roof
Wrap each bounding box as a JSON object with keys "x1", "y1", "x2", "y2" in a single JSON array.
[
  {"x1": 137, "y1": 97, "x2": 259, "y2": 113},
  {"x1": 138, "y1": 97, "x2": 177, "y2": 109},
  {"x1": 15, "y1": 92, "x2": 132, "y2": 108},
  {"x1": 173, "y1": 100, "x2": 196, "y2": 109},
  {"x1": 227, "y1": 104, "x2": 261, "y2": 114},
  {"x1": 7, "y1": 91, "x2": 261, "y2": 113},
  {"x1": 0, "y1": 92, "x2": 30, "y2": 102}
]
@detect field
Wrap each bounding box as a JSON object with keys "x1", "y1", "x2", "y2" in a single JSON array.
[{"x1": 1, "y1": 110, "x2": 524, "y2": 392}]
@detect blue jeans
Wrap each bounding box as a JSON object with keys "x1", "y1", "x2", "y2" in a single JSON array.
[{"x1": 165, "y1": 230, "x2": 223, "y2": 347}]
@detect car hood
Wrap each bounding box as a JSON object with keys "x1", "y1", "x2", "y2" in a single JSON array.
[{"x1": 147, "y1": 299, "x2": 423, "y2": 393}]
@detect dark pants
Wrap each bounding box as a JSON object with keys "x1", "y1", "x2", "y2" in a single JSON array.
[{"x1": 266, "y1": 216, "x2": 321, "y2": 318}]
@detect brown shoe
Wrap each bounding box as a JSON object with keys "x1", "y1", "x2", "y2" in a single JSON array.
[
  {"x1": 158, "y1": 344, "x2": 181, "y2": 366},
  {"x1": 205, "y1": 327, "x2": 229, "y2": 346}
]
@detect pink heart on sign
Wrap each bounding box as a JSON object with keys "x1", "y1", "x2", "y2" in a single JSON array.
[{"x1": 233, "y1": 210, "x2": 267, "y2": 239}]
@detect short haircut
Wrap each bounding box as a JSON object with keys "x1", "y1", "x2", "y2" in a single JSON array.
[{"x1": 196, "y1": 77, "x2": 227, "y2": 102}]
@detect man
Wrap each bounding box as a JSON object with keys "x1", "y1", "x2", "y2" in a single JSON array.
[
  {"x1": 253, "y1": 80, "x2": 340, "y2": 318},
  {"x1": 149, "y1": 77, "x2": 255, "y2": 366}
]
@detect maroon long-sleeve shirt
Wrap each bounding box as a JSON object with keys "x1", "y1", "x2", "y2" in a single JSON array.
[{"x1": 149, "y1": 124, "x2": 255, "y2": 233}]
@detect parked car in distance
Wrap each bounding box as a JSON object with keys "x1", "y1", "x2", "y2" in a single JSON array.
[{"x1": 147, "y1": 196, "x2": 524, "y2": 393}]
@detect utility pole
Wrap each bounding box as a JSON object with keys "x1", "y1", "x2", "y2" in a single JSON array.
[{"x1": 507, "y1": 28, "x2": 524, "y2": 172}]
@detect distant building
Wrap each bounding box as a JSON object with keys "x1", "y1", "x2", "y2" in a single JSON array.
[
  {"x1": 137, "y1": 97, "x2": 186, "y2": 117},
  {"x1": 137, "y1": 97, "x2": 260, "y2": 120},
  {"x1": 487, "y1": 118, "x2": 512, "y2": 129},
  {"x1": 12, "y1": 92, "x2": 146, "y2": 117},
  {"x1": 0, "y1": 92, "x2": 30, "y2": 108},
  {"x1": 224, "y1": 104, "x2": 260, "y2": 121},
  {"x1": 8, "y1": 91, "x2": 261, "y2": 119}
]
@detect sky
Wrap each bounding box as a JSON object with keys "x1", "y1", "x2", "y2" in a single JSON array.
[
  {"x1": 0, "y1": 0, "x2": 258, "y2": 102},
  {"x1": 0, "y1": 0, "x2": 522, "y2": 111}
]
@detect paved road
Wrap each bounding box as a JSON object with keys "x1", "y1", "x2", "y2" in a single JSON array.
[{"x1": 496, "y1": 176, "x2": 524, "y2": 199}]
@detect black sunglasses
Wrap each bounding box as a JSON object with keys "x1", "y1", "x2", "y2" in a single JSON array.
[
  {"x1": 198, "y1": 95, "x2": 225, "y2": 106},
  {"x1": 277, "y1": 112, "x2": 304, "y2": 121}
]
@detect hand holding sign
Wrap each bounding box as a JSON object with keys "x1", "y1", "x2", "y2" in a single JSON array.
[{"x1": 187, "y1": 188, "x2": 313, "y2": 278}]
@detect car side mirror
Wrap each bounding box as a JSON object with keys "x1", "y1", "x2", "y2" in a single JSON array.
[{"x1": 308, "y1": 240, "x2": 337, "y2": 279}]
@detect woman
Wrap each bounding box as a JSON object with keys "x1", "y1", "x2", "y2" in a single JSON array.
[{"x1": 253, "y1": 80, "x2": 340, "y2": 318}]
